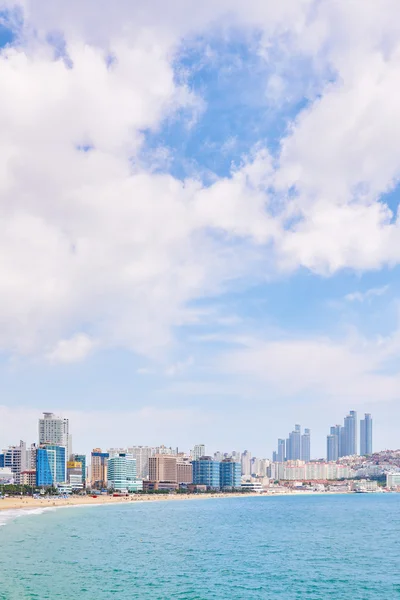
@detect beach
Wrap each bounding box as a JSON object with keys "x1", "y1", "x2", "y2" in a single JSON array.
[
  {"x1": 0, "y1": 489, "x2": 352, "y2": 513},
  {"x1": 0, "y1": 492, "x2": 265, "y2": 512}
]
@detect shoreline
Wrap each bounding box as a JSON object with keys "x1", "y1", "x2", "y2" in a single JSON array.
[{"x1": 0, "y1": 490, "x2": 356, "y2": 514}]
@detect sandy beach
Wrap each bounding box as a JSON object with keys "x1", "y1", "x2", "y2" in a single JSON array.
[
  {"x1": 0, "y1": 490, "x2": 349, "y2": 513},
  {"x1": 0, "y1": 492, "x2": 266, "y2": 512}
]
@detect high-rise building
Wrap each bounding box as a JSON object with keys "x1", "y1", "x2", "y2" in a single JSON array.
[
  {"x1": 360, "y1": 413, "x2": 372, "y2": 455},
  {"x1": 192, "y1": 456, "x2": 220, "y2": 489},
  {"x1": 220, "y1": 458, "x2": 241, "y2": 489},
  {"x1": 36, "y1": 445, "x2": 66, "y2": 487},
  {"x1": 67, "y1": 461, "x2": 83, "y2": 490},
  {"x1": 91, "y1": 448, "x2": 109, "y2": 489},
  {"x1": 277, "y1": 439, "x2": 285, "y2": 463},
  {"x1": 343, "y1": 411, "x2": 357, "y2": 456},
  {"x1": 128, "y1": 446, "x2": 154, "y2": 479},
  {"x1": 107, "y1": 453, "x2": 142, "y2": 492},
  {"x1": 38, "y1": 413, "x2": 70, "y2": 458},
  {"x1": 286, "y1": 425, "x2": 301, "y2": 460},
  {"x1": 72, "y1": 454, "x2": 86, "y2": 487},
  {"x1": 177, "y1": 458, "x2": 193, "y2": 484},
  {"x1": 241, "y1": 450, "x2": 251, "y2": 477},
  {"x1": 1, "y1": 441, "x2": 27, "y2": 484},
  {"x1": 327, "y1": 434, "x2": 338, "y2": 461},
  {"x1": 192, "y1": 445, "x2": 206, "y2": 461},
  {"x1": 149, "y1": 455, "x2": 177, "y2": 484},
  {"x1": 301, "y1": 429, "x2": 311, "y2": 462}
]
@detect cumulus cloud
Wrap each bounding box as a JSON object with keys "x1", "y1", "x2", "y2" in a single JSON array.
[
  {"x1": 220, "y1": 331, "x2": 400, "y2": 402},
  {"x1": 1, "y1": 0, "x2": 400, "y2": 366},
  {"x1": 46, "y1": 333, "x2": 96, "y2": 364},
  {"x1": 345, "y1": 286, "x2": 390, "y2": 303}
]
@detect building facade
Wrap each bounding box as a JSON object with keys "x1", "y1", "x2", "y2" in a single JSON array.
[
  {"x1": 192, "y1": 445, "x2": 206, "y2": 461},
  {"x1": 192, "y1": 457, "x2": 220, "y2": 489},
  {"x1": 1, "y1": 441, "x2": 27, "y2": 484},
  {"x1": 72, "y1": 454, "x2": 86, "y2": 486},
  {"x1": 67, "y1": 461, "x2": 83, "y2": 490},
  {"x1": 220, "y1": 458, "x2": 241, "y2": 489},
  {"x1": 38, "y1": 413, "x2": 70, "y2": 459},
  {"x1": 107, "y1": 453, "x2": 143, "y2": 492},
  {"x1": 177, "y1": 459, "x2": 193, "y2": 484},
  {"x1": 343, "y1": 411, "x2": 357, "y2": 456},
  {"x1": 128, "y1": 446, "x2": 154, "y2": 479},
  {"x1": 148, "y1": 455, "x2": 177, "y2": 485},
  {"x1": 91, "y1": 449, "x2": 109, "y2": 489},
  {"x1": 327, "y1": 434, "x2": 338, "y2": 462},
  {"x1": 301, "y1": 429, "x2": 311, "y2": 462},
  {"x1": 360, "y1": 413, "x2": 372, "y2": 455},
  {"x1": 36, "y1": 445, "x2": 66, "y2": 487}
]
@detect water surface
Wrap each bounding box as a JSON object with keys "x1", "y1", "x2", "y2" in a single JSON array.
[{"x1": 0, "y1": 494, "x2": 399, "y2": 599}]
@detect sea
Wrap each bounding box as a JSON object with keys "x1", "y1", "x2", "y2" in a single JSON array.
[{"x1": 0, "y1": 494, "x2": 399, "y2": 599}]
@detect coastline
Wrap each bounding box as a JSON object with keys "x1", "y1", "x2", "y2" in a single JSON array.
[{"x1": 0, "y1": 490, "x2": 353, "y2": 514}]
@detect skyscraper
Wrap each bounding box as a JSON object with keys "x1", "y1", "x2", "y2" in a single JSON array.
[
  {"x1": 301, "y1": 429, "x2": 311, "y2": 462},
  {"x1": 327, "y1": 434, "x2": 338, "y2": 461},
  {"x1": 277, "y1": 439, "x2": 285, "y2": 463},
  {"x1": 360, "y1": 413, "x2": 372, "y2": 455},
  {"x1": 38, "y1": 413, "x2": 70, "y2": 458},
  {"x1": 343, "y1": 411, "x2": 357, "y2": 456},
  {"x1": 289, "y1": 425, "x2": 301, "y2": 460}
]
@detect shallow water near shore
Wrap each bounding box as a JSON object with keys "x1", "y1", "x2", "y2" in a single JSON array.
[{"x1": 0, "y1": 494, "x2": 399, "y2": 599}]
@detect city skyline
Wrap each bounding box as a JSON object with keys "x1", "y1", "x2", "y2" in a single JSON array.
[{"x1": 0, "y1": 409, "x2": 381, "y2": 469}]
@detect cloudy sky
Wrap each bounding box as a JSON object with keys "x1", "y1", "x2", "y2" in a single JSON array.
[{"x1": 1, "y1": 0, "x2": 400, "y2": 459}]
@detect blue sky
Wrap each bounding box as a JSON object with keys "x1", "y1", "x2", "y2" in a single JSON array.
[{"x1": 1, "y1": 1, "x2": 400, "y2": 458}]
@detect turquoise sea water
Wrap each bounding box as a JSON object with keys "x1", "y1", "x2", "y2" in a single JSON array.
[{"x1": 0, "y1": 494, "x2": 400, "y2": 599}]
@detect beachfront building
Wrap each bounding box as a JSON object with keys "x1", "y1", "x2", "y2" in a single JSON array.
[
  {"x1": 72, "y1": 454, "x2": 86, "y2": 487},
  {"x1": 36, "y1": 445, "x2": 66, "y2": 487},
  {"x1": 177, "y1": 458, "x2": 193, "y2": 484},
  {"x1": 20, "y1": 470, "x2": 36, "y2": 486},
  {"x1": 67, "y1": 461, "x2": 83, "y2": 491},
  {"x1": 91, "y1": 449, "x2": 109, "y2": 489},
  {"x1": 220, "y1": 458, "x2": 241, "y2": 490},
  {"x1": 0, "y1": 467, "x2": 14, "y2": 484},
  {"x1": 107, "y1": 453, "x2": 143, "y2": 492},
  {"x1": 192, "y1": 456, "x2": 220, "y2": 489},
  {"x1": 38, "y1": 413, "x2": 71, "y2": 459},
  {"x1": 147, "y1": 454, "x2": 178, "y2": 491},
  {"x1": 1, "y1": 441, "x2": 28, "y2": 484}
]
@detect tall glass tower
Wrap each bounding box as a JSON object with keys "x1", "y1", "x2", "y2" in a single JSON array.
[
  {"x1": 343, "y1": 411, "x2": 357, "y2": 456},
  {"x1": 360, "y1": 413, "x2": 372, "y2": 455},
  {"x1": 301, "y1": 429, "x2": 311, "y2": 462}
]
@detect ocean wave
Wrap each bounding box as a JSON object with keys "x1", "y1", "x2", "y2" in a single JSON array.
[{"x1": 0, "y1": 506, "x2": 57, "y2": 527}]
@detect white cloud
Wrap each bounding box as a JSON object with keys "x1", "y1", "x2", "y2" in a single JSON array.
[
  {"x1": 220, "y1": 330, "x2": 400, "y2": 402},
  {"x1": 345, "y1": 285, "x2": 389, "y2": 303},
  {"x1": 46, "y1": 333, "x2": 96, "y2": 364},
  {"x1": 1, "y1": 0, "x2": 400, "y2": 366}
]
